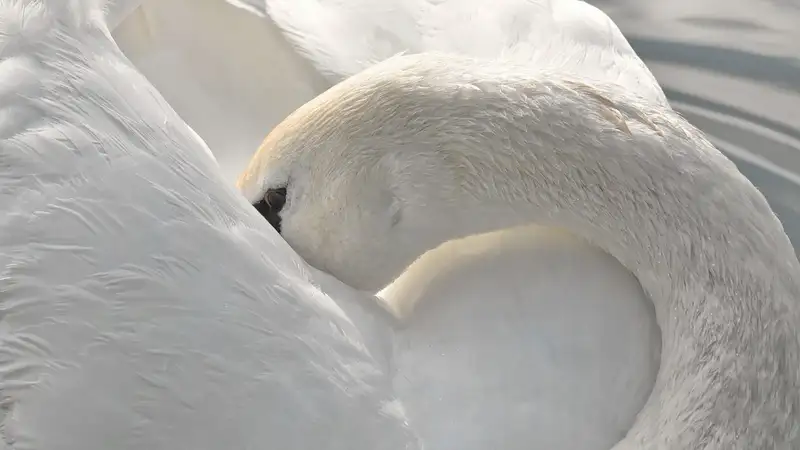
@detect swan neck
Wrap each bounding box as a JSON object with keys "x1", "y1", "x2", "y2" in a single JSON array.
[
  {"x1": 429, "y1": 110, "x2": 800, "y2": 445},
  {"x1": 452, "y1": 148, "x2": 799, "y2": 316},
  {"x1": 372, "y1": 61, "x2": 800, "y2": 446}
]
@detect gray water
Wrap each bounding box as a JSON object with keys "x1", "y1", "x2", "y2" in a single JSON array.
[{"x1": 591, "y1": 0, "x2": 800, "y2": 249}]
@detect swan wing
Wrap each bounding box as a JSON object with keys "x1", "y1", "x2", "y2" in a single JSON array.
[
  {"x1": 111, "y1": 0, "x2": 667, "y2": 182},
  {"x1": 0, "y1": 2, "x2": 414, "y2": 448},
  {"x1": 250, "y1": 0, "x2": 668, "y2": 104},
  {"x1": 112, "y1": 0, "x2": 329, "y2": 183}
]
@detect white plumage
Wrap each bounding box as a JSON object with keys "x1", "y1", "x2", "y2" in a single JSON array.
[{"x1": 4, "y1": 1, "x2": 779, "y2": 449}]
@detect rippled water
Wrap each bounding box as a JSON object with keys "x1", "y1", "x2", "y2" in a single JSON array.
[{"x1": 591, "y1": 0, "x2": 800, "y2": 249}]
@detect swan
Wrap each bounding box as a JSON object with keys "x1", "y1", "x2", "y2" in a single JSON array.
[
  {"x1": 111, "y1": 0, "x2": 667, "y2": 446},
  {"x1": 113, "y1": 3, "x2": 666, "y2": 446},
  {"x1": 237, "y1": 53, "x2": 800, "y2": 448},
  {"x1": 2, "y1": 0, "x2": 653, "y2": 448},
  {"x1": 0, "y1": 0, "x2": 665, "y2": 448}
]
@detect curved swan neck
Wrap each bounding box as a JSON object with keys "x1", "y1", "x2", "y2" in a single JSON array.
[
  {"x1": 400, "y1": 80, "x2": 800, "y2": 322},
  {"x1": 441, "y1": 129, "x2": 800, "y2": 320},
  {"x1": 378, "y1": 70, "x2": 800, "y2": 446}
]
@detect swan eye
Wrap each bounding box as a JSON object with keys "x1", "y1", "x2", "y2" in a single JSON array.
[
  {"x1": 266, "y1": 187, "x2": 287, "y2": 210},
  {"x1": 253, "y1": 187, "x2": 287, "y2": 233}
]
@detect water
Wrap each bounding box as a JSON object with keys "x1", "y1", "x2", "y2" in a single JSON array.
[{"x1": 591, "y1": 0, "x2": 800, "y2": 250}]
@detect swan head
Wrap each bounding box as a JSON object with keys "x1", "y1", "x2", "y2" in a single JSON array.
[
  {"x1": 237, "y1": 53, "x2": 630, "y2": 291},
  {"x1": 237, "y1": 59, "x2": 450, "y2": 290},
  {"x1": 236, "y1": 55, "x2": 491, "y2": 291}
]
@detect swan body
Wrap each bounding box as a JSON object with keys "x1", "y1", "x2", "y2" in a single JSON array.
[
  {"x1": 238, "y1": 53, "x2": 800, "y2": 448},
  {"x1": 384, "y1": 225, "x2": 659, "y2": 450}
]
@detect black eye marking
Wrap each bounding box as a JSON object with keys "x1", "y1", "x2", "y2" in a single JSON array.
[
  {"x1": 265, "y1": 187, "x2": 287, "y2": 210},
  {"x1": 253, "y1": 186, "x2": 287, "y2": 233}
]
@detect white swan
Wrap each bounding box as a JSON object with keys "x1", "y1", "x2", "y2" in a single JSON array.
[
  {"x1": 237, "y1": 53, "x2": 800, "y2": 448},
  {"x1": 113, "y1": 3, "x2": 666, "y2": 446},
  {"x1": 0, "y1": 0, "x2": 663, "y2": 448},
  {"x1": 113, "y1": 0, "x2": 661, "y2": 447}
]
